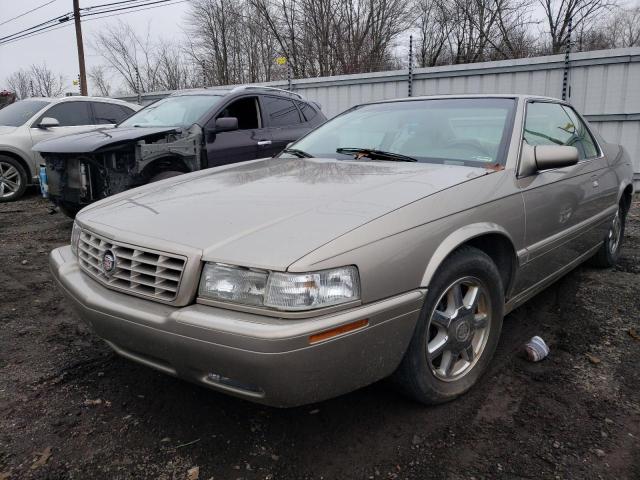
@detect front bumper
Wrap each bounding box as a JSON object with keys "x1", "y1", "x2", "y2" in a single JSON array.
[{"x1": 50, "y1": 246, "x2": 425, "y2": 407}]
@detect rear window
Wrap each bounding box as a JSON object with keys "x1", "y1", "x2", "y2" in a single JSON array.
[
  {"x1": 93, "y1": 102, "x2": 133, "y2": 124},
  {"x1": 263, "y1": 96, "x2": 301, "y2": 126},
  {"x1": 297, "y1": 101, "x2": 318, "y2": 122},
  {"x1": 0, "y1": 100, "x2": 50, "y2": 127}
]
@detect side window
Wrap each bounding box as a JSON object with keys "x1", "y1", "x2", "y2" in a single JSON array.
[
  {"x1": 93, "y1": 102, "x2": 133, "y2": 124},
  {"x1": 524, "y1": 102, "x2": 597, "y2": 160},
  {"x1": 296, "y1": 101, "x2": 318, "y2": 122},
  {"x1": 216, "y1": 97, "x2": 260, "y2": 130},
  {"x1": 562, "y1": 106, "x2": 599, "y2": 158},
  {"x1": 263, "y1": 96, "x2": 301, "y2": 127},
  {"x1": 36, "y1": 102, "x2": 92, "y2": 126}
]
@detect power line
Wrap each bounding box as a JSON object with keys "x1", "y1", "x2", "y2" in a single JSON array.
[
  {"x1": 82, "y1": 0, "x2": 181, "y2": 18},
  {"x1": 0, "y1": 0, "x2": 58, "y2": 27},
  {"x1": 0, "y1": 0, "x2": 172, "y2": 43},
  {"x1": 0, "y1": 0, "x2": 187, "y2": 47}
]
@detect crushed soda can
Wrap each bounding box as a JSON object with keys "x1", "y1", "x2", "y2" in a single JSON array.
[{"x1": 524, "y1": 336, "x2": 550, "y2": 362}]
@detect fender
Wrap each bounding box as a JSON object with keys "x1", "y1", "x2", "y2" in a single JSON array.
[
  {"x1": 0, "y1": 146, "x2": 36, "y2": 180},
  {"x1": 419, "y1": 222, "x2": 519, "y2": 288}
]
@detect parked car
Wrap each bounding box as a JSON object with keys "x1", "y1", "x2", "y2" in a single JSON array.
[
  {"x1": 34, "y1": 87, "x2": 326, "y2": 216},
  {"x1": 49, "y1": 94, "x2": 634, "y2": 407},
  {"x1": 0, "y1": 96, "x2": 139, "y2": 202}
]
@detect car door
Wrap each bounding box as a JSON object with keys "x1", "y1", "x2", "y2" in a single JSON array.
[
  {"x1": 513, "y1": 100, "x2": 611, "y2": 294},
  {"x1": 260, "y1": 95, "x2": 310, "y2": 156},
  {"x1": 205, "y1": 96, "x2": 272, "y2": 167},
  {"x1": 29, "y1": 101, "x2": 98, "y2": 149}
]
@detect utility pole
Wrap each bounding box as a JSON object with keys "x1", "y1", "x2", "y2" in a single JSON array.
[
  {"x1": 562, "y1": 16, "x2": 573, "y2": 101},
  {"x1": 73, "y1": 0, "x2": 88, "y2": 96},
  {"x1": 408, "y1": 35, "x2": 413, "y2": 98}
]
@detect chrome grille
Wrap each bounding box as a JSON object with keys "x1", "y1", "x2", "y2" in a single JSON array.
[{"x1": 77, "y1": 230, "x2": 186, "y2": 302}]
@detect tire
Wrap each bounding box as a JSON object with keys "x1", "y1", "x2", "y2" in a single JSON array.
[
  {"x1": 149, "y1": 170, "x2": 184, "y2": 182},
  {"x1": 0, "y1": 155, "x2": 28, "y2": 202},
  {"x1": 393, "y1": 246, "x2": 504, "y2": 404},
  {"x1": 58, "y1": 202, "x2": 82, "y2": 219},
  {"x1": 589, "y1": 206, "x2": 626, "y2": 268}
]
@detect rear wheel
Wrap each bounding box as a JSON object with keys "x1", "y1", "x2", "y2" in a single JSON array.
[
  {"x1": 0, "y1": 156, "x2": 28, "y2": 202},
  {"x1": 589, "y1": 206, "x2": 626, "y2": 268},
  {"x1": 393, "y1": 247, "x2": 504, "y2": 404}
]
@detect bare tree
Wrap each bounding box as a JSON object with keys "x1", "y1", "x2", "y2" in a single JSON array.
[
  {"x1": 30, "y1": 63, "x2": 66, "y2": 97},
  {"x1": 6, "y1": 70, "x2": 32, "y2": 99},
  {"x1": 415, "y1": 0, "x2": 452, "y2": 67},
  {"x1": 88, "y1": 65, "x2": 112, "y2": 96},
  {"x1": 92, "y1": 21, "x2": 163, "y2": 94},
  {"x1": 605, "y1": 4, "x2": 640, "y2": 47},
  {"x1": 538, "y1": 0, "x2": 618, "y2": 53}
]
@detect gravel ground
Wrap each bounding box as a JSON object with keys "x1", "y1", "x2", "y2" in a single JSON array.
[{"x1": 1, "y1": 190, "x2": 639, "y2": 480}]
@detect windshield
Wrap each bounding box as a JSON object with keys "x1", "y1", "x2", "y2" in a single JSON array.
[
  {"x1": 284, "y1": 98, "x2": 515, "y2": 166},
  {"x1": 0, "y1": 100, "x2": 50, "y2": 127},
  {"x1": 119, "y1": 94, "x2": 223, "y2": 128}
]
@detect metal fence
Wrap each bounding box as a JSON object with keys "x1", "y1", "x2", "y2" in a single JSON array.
[{"x1": 119, "y1": 47, "x2": 640, "y2": 182}]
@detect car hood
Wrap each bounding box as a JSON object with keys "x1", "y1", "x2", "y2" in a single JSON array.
[
  {"x1": 78, "y1": 157, "x2": 489, "y2": 270},
  {"x1": 32, "y1": 126, "x2": 180, "y2": 153}
]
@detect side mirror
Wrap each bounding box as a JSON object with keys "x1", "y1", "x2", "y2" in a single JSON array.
[
  {"x1": 535, "y1": 145, "x2": 579, "y2": 170},
  {"x1": 214, "y1": 117, "x2": 238, "y2": 133},
  {"x1": 38, "y1": 117, "x2": 60, "y2": 129}
]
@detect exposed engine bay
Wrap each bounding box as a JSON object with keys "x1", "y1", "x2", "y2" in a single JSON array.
[{"x1": 42, "y1": 125, "x2": 202, "y2": 214}]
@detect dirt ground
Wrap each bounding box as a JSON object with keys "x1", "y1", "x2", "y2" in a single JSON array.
[{"x1": 1, "y1": 190, "x2": 639, "y2": 480}]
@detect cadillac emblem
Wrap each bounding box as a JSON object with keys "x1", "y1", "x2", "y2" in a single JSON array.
[{"x1": 102, "y1": 250, "x2": 116, "y2": 276}]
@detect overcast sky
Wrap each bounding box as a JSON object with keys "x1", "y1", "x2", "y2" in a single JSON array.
[{"x1": 0, "y1": 0, "x2": 190, "y2": 94}]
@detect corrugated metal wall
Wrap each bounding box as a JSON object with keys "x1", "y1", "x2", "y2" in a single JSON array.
[{"x1": 119, "y1": 47, "x2": 640, "y2": 180}]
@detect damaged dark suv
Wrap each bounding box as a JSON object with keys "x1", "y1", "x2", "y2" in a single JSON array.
[{"x1": 34, "y1": 87, "x2": 326, "y2": 216}]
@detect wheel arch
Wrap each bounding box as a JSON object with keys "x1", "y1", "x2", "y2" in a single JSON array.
[
  {"x1": 140, "y1": 156, "x2": 192, "y2": 180},
  {"x1": 0, "y1": 150, "x2": 33, "y2": 182},
  {"x1": 620, "y1": 182, "x2": 633, "y2": 215},
  {"x1": 420, "y1": 223, "x2": 519, "y2": 299}
]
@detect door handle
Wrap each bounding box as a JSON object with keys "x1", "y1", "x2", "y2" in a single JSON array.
[
  {"x1": 591, "y1": 175, "x2": 599, "y2": 188},
  {"x1": 257, "y1": 140, "x2": 272, "y2": 146}
]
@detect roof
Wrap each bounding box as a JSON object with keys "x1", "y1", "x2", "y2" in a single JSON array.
[
  {"x1": 369, "y1": 93, "x2": 561, "y2": 105},
  {"x1": 25, "y1": 96, "x2": 138, "y2": 106}
]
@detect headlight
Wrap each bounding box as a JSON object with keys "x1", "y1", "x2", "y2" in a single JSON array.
[
  {"x1": 198, "y1": 263, "x2": 360, "y2": 312},
  {"x1": 264, "y1": 267, "x2": 360, "y2": 310},
  {"x1": 70, "y1": 221, "x2": 81, "y2": 256},
  {"x1": 199, "y1": 263, "x2": 267, "y2": 306}
]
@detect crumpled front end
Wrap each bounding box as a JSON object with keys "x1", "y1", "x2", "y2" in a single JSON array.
[{"x1": 43, "y1": 128, "x2": 202, "y2": 213}]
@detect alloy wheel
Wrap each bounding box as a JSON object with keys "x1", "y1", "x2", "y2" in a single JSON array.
[
  {"x1": 426, "y1": 276, "x2": 491, "y2": 381},
  {"x1": 608, "y1": 208, "x2": 622, "y2": 254},
  {"x1": 0, "y1": 161, "x2": 22, "y2": 198}
]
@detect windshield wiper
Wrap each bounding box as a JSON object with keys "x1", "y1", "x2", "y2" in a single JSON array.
[
  {"x1": 282, "y1": 148, "x2": 313, "y2": 158},
  {"x1": 336, "y1": 147, "x2": 417, "y2": 162}
]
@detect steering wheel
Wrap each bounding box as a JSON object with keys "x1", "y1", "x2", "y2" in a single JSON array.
[{"x1": 442, "y1": 139, "x2": 493, "y2": 158}]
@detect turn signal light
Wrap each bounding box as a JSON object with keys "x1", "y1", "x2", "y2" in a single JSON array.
[{"x1": 309, "y1": 319, "x2": 369, "y2": 344}]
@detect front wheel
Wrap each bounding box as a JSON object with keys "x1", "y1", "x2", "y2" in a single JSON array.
[
  {"x1": 0, "y1": 156, "x2": 28, "y2": 202},
  {"x1": 393, "y1": 246, "x2": 504, "y2": 404},
  {"x1": 589, "y1": 206, "x2": 626, "y2": 268}
]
